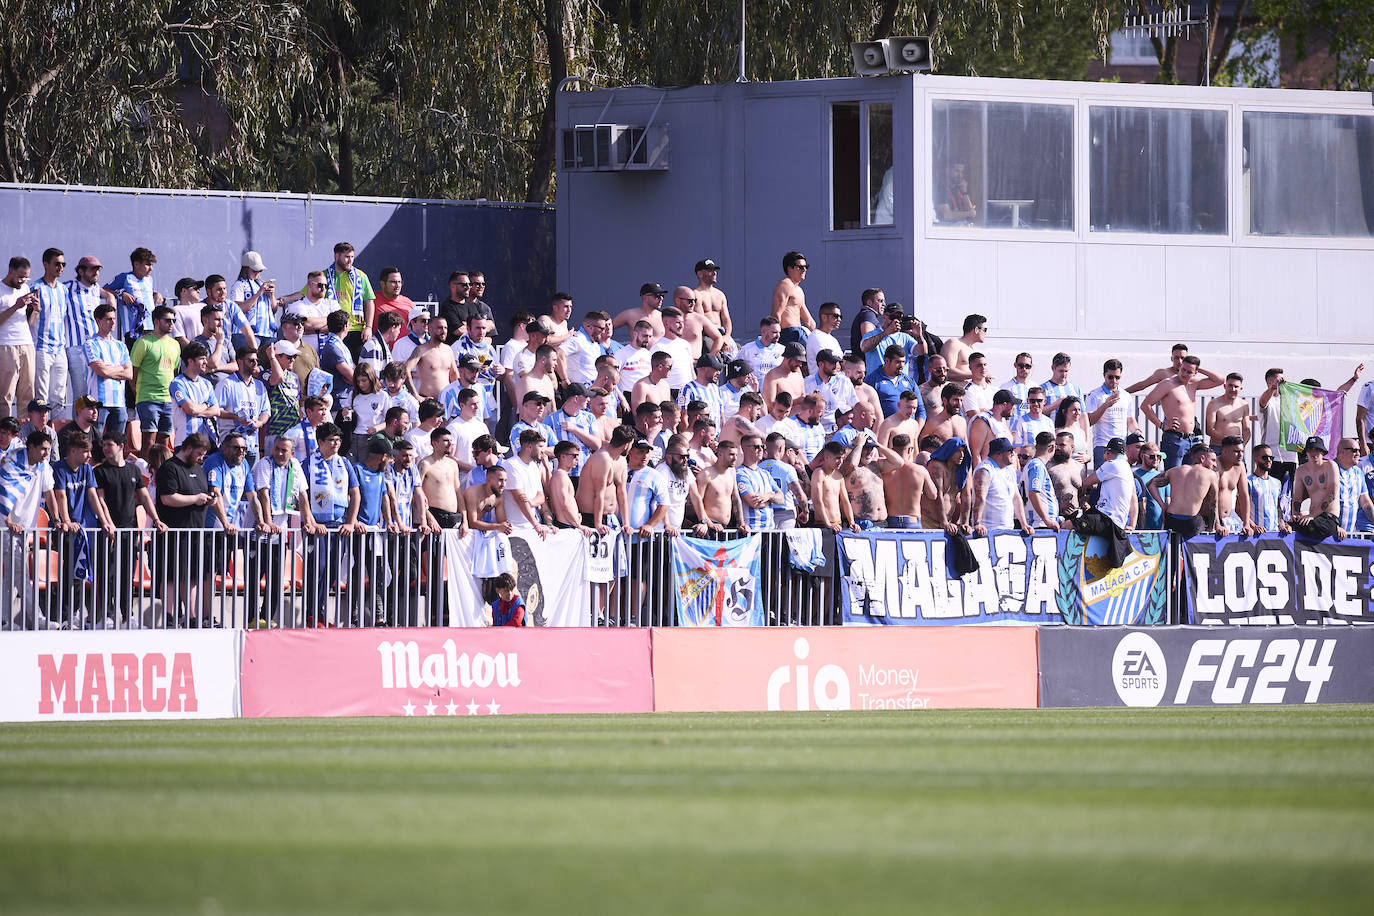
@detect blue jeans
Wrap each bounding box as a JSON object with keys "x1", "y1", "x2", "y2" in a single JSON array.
[
  {"x1": 135, "y1": 401, "x2": 173, "y2": 434},
  {"x1": 1160, "y1": 431, "x2": 1188, "y2": 470},
  {"x1": 96, "y1": 405, "x2": 128, "y2": 437}
]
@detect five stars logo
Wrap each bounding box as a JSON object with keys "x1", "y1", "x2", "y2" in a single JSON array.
[{"x1": 400, "y1": 696, "x2": 504, "y2": 716}]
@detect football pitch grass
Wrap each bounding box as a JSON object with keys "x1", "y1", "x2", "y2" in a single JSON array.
[{"x1": 2, "y1": 708, "x2": 1373, "y2": 915}]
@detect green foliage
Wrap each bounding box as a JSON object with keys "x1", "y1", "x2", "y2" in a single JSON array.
[{"x1": 1243, "y1": 0, "x2": 1374, "y2": 90}]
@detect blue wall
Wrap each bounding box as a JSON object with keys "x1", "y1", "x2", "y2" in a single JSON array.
[{"x1": 0, "y1": 185, "x2": 555, "y2": 324}]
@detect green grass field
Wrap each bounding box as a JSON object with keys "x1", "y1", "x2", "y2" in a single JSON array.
[{"x1": 2, "y1": 707, "x2": 1373, "y2": 915}]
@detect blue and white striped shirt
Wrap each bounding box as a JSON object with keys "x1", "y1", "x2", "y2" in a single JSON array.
[
  {"x1": 736, "y1": 464, "x2": 780, "y2": 530},
  {"x1": 678, "y1": 379, "x2": 724, "y2": 429},
  {"x1": 169, "y1": 374, "x2": 219, "y2": 445},
  {"x1": 83, "y1": 335, "x2": 130, "y2": 407},
  {"x1": 1010, "y1": 413, "x2": 1054, "y2": 449},
  {"x1": 626, "y1": 463, "x2": 671, "y2": 530},
  {"x1": 543, "y1": 407, "x2": 596, "y2": 474},
  {"x1": 203, "y1": 452, "x2": 251, "y2": 529},
  {"x1": 215, "y1": 373, "x2": 270, "y2": 437},
  {"x1": 718, "y1": 380, "x2": 747, "y2": 421},
  {"x1": 387, "y1": 464, "x2": 420, "y2": 528},
  {"x1": 1000, "y1": 379, "x2": 1030, "y2": 418},
  {"x1": 1247, "y1": 473, "x2": 1283, "y2": 532},
  {"x1": 1337, "y1": 463, "x2": 1366, "y2": 532},
  {"x1": 107, "y1": 271, "x2": 156, "y2": 343},
  {"x1": 230, "y1": 278, "x2": 277, "y2": 340},
  {"x1": 0, "y1": 448, "x2": 53, "y2": 526},
  {"x1": 509, "y1": 419, "x2": 555, "y2": 454},
  {"x1": 62, "y1": 279, "x2": 101, "y2": 350},
  {"x1": 30, "y1": 279, "x2": 67, "y2": 354},
  {"x1": 1025, "y1": 457, "x2": 1058, "y2": 527},
  {"x1": 1039, "y1": 378, "x2": 1083, "y2": 413}
]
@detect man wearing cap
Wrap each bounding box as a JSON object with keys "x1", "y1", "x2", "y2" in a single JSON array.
[
  {"x1": 17, "y1": 399, "x2": 56, "y2": 446},
  {"x1": 230, "y1": 251, "x2": 277, "y2": 351},
  {"x1": 803, "y1": 349, "x2": 857, "y2": 437},
  {"x1": 58, "y1": 396, "x2": 102, "y2": 459},
  {"x1": 508, "y1": 391, "x2": 555, "y2": 458},
  {"x1": 1290, "y1": 436, "x2": 1345, "y2": 540},
  {"x1": 1124, "y1": 431, "x2": 1146, "y2": 467},
  {"x1": 171, "y1": 277, "x2": 205, "y2": 343},
  {"x1": 762, "y1": 341, "x2": 808, "y2": 413},
  {"x1": 736, "y1": 316, "x2": 784, "y2": 392},
  {"x1": 717, "y1": 359, "x2": 753, "y2": 422},
  {"x1": 391, "y1": 307, "x2": 430, "y2": 366},
  {"x1": 128, "y1": 305, "x2": 181, "y2": 456},
  {"x1": 30, "y1": 250, "x2": 69, "y2": 423},
  {"x1": 1085, "y1": 359, "x2": 1139, "y2": 468},
  {"x1": 612, "y1": 283, "x2": 667, "y2": 340},
  {"x1": 542, "y1": 382, "x2": 600, "y2": 481},
  {"x1": 969, "y1": 388, "x2": 1018, "y2": 465},
  {"x1": 439, "y1": 354, "x2": 494, "y2": 424},
  {"x1": 678, "y1": 354, "x2": 726, "y2": 429},
  {"x1": 261, "y1": 339, "x2": 304, "y2": 454},
  {"x1": 372, "y1": 267, "x2": 414, "y2": 326},
  {"x1": 865, "y1": 343, "x2": 922, "y2": 418},
  {"x1": 969, "y1": 437, "x2": 1033, "y2": 536},
  {"x1": 693, "y1": 259, "x2": 731, "y2": 344},
  {"x1": 63, "y1": 255, "x2": 115, "y2": 417},
  {"x1": 649, "y1": 306, "x2": 694, "y2": 394}
]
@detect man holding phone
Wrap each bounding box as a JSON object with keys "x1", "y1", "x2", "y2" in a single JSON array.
[{"x1": 0, "y1": 256, "x2": 39, "y2": 419}]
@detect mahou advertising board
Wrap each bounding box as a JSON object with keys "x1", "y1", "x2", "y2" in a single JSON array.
[
  {"x1": 651, "y1": 627, "x2": 1039, "y2": 711},
  {"x1": 0, "y1": 630, "x2": 240, "y2": 722},
  {"x1": 240, "y1": 628, "x2": 654, "y2": 717}
]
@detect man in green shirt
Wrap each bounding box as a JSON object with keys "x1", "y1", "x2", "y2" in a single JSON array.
[{"x1": 129, "y1": 305, "x2": 182, "y2": 456}]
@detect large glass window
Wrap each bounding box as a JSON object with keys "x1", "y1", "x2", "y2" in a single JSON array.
[
  {"x1": 831, "y1": 101, "x2": 894, "y2": 230},
  {"x1": 1089, "y1": 107, "x2": 1227, "y2": 234},
  {"x1": 931, "y1": 100, "x2": 1073, "y2": 230},
  {"x1": 1244, "y1": 111, "x2": 1374, "y2": 238}
]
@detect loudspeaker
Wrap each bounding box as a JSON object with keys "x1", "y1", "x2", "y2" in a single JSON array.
[
  {"x1": 850, "y1": 41, "x2": 890, "y2": 77},
  {"x1": 885, "y1": 36, "x2": 933, "y2": 72}
]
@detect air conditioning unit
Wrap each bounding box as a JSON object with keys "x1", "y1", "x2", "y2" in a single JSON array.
[{"x1": 560, "y1": 124, "x2": 669, "y2": 171}]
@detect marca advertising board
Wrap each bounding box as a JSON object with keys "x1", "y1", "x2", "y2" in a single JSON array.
[
  {"x1": 651, "y1": 627, "x2": 1039, "y2": 711},
  {"x1": 0, "y1": 630, "x2": 240, "y2": 722},
  {"x1": 240, "y1": 628, "x2": 653, "y2": 717},
  {"x1": 1039, "y1": 626, "x2": 1374, "y2": 707}
]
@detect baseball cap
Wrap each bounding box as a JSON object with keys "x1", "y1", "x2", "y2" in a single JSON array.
[
  {"x1": 1304, "y1": 436, "x2": 1328, "y2": 454},
  {"x1": 26, "y1": 399, "x2": 51, "y2": 413},
  {"x1": 1125, "y1": 432, "x2": 1145, "y2": 446},
  {"x1": 1105, "y1": 437, "x2": 1126, "y2": 454},
  {"x1": 175, "y1": 277, "x2": 204, "y2": 296},
  {"x1": 521, "y1": 391, "x2": 548, "y2": 404},
  {"x1": 694, "y1": 259, "x2": 721, "y2": 273},
  {"x1": 526, "y1": 320, "x2": 550, "y2": 336},
  {"x1": 241, "y1": 251, "x2": 266, "y2": 272},
  {"x1": 987, "y1": 437, "x2": 1014, "y2": 456},
  {"x1": 992, "y1": 389, "x2": 1021, "y2": 406},
  {"x1": 814, "y1": 349, "x2": 841, "y2": 365},
  {"x1": 73, "y1": 395, "x2": 100, "y2": 411},
  {"x1": 725, "y1": 359, "x2": 751, "y2": 381},
  {"x1": 273, "y1": 340, "x2": 300, "y2": 357},
  {"x1": 281, "y1": 312, "x2": 304, "y2": 325},
  {"x1": 367, "y1": 435, "x2": 394, "y2": 456},
  {"x1": 630, "y1": 438, "x2": 652, "y2": 451},
  {"x1": 696, "y1": 353, "x2": 725, "y2": 371},
  {"x1": 407, "y1": 306, "x2": 430, "y2": 322},
  {"x1": 639, "y1": 282, "x2": 667, "y2": 297},
  {"x1": 563, "y1": 382, "x2": 589, "y2": 398},
  {"x1": 76, "y1": 255, "x2": 102, "y2": 270},
  {"x1": 782, "y1": 342, "x2": 806, "y2": 360},
  {"x1": 457, "y1": 355, "x2": 481, "y2": 372}
]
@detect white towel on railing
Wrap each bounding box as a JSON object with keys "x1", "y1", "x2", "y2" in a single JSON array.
[{"x1": 783, "y1": 529, "x2": 825, "y2": 572}]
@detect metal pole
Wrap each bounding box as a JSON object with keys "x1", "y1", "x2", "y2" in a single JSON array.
[{"x1": 737, "y1": 0, "x2": 747, "y2": 82}]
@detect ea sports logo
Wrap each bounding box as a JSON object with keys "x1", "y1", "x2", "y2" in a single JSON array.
[{"x1": 1111, "y1": 632, "x2": 1167, "y2": 707}]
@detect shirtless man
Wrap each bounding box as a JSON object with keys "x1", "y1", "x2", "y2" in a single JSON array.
[
  {"x1": 968, "y1": 389, "x2": 1017, "y2": 464},
  {"x1": 1214, "y1": 435, "x2": 1257, "y2": 535},
  {"x1": 463, "y1": 464, "x2": 511, "y2": 534},
  {"x1": 921, "y1": 438, "x2": 969, "y2": 533},
  {"x1": 1125, "y1": 343, "x2": 1189, "y2": 395},
  {"x1": 697, "y1": 438, "x2": 743, "y2": 528},
  {"x1": 918, "y1": 355, "x2": 949, "y2": 419},
  {"x1": 1147, "y1": 442, "x2": 1220, "y2": 541},
  {"x1": 542, "y1": 292, "x2": 574, "y2": 348},
  {"x1": 719, "y1": 390, "x2": 765, "y2": 445},
  {"x1": 923, "y1": 383, "x2": 969, "y2": 443},
  {"x1": 836, "y1": 434, "x2": 892, "y2": 528},
  {"x1": 1047, "y1": 430, "x2": 1085, "y2": 518},
  {"x1": 811, "y1": 441, "x2": 858, "y2": 531},
  {"x1": 1290, "y1": 437, "x2": 1345, "y2": 540},
  {"x1": 421, "y1": 428, "x2": 467, "y2": 532},
  {"x1": 611, "y1": 282, "x2": 667, "y2": 339},
  {"x1": 406, "y1": 315, "x2": 458, "y2": 399},
  {"x1": 761, "y1": 342, "x2": 807, "y2": 409},
  {"x1": 547, "y1": 441, "x2": 592, "y2": 534},
  {"x1": 693, "y1": 259, "x2": 732, "y2": 348},
  {"x1": 672, "y1": 286, "x2": 723, "y2": 357},
  {"x1": 1205, "y1": 372, "x2": 1252, "y2": 449},
  {"x1": 881, "y1": 433, "x2": 937, "y2": 529},
  {"x1": 630, "y1": 350, "x2": 673, "y2": 412},
  {"x1": 844, "y1": 353, "x2": 884, "y2": 421},
  {"x1": 939, "y1": 314, "x2": 987, "y2": 382},
  {"x1": 515, "y1": 343, "x2": 559, "y2": 406},
  {"x1": 1139, "y1": 355, "x2": 1224, "y2": 470},
  {"x1": 576, "y1": 424, "x2": 634, "y2": 532},
  {"x1": 876, "y1": 390, "x2": 923, "y2": 448},
  {"x1": 770, "y1": 251, "x2": 816, "y2": 330}
]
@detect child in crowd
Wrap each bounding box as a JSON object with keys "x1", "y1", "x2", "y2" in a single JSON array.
[
  {"x1": 350, "y1": 363, "x2": 386, "y2": 459},
  {"x1": 488, "y1": 572, "x2": 525, "y2": 627}
]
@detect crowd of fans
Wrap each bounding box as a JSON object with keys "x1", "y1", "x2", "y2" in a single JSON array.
[{"x1": 2, "y1": 243, "x2": 1374, "y2": 628}]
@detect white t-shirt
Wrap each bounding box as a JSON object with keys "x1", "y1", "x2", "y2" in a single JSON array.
[
  {"x1": 974, "y1": 458, "x2": 1017, "y2": 530},
  {"x1": 1084, "y1": 384, "x2": 1132, "y2": 448},
  {"x1": 560, "y1": 330, "x2": 602, "y2": 386},
  {"x1": 805, "y1": 329, "x2": 842, "y2": 371},
  {"x1": 615, "y1": 344, "x2": 653, "y2": 393},
  {"x1": 0, "y1": 281, "x2": 34, "y2": 347},
  {"x1": 963, "y1": 380, "x2": 994, "y2": 415},
  {"x1": 500, "y1": 454, "x2": 543, "y2": 530},
  {"x1": 1094, "y1": 455, "x2": 1134, "y2": 528},
  {"x1": 285, "y1": 297, "x2": 341, "y2": 351},
  {"x1": 252, "y1": 456, "x2": 309, "y2": 525},
  {"x1": 650, "y1": 335, "x2": 695, "y2": 390},
  {"x1": 1358, "y1": 381, "x2": 1374, "y2": 435},
  {"x1": 448, "y1": 414, "x2": 491, "y2": 485}
]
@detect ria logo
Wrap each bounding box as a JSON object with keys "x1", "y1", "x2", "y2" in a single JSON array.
[
  {"x1": 1111, "y1": 632, "x2": 1168, "y2": 707},
  {"x1": 766, "y1": 637, "x2": 850, "y2": 711}
]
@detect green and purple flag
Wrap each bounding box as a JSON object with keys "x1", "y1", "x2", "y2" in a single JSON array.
[{"x1": 1279, "y1": 381, "x2": 1343, "y2": 452}]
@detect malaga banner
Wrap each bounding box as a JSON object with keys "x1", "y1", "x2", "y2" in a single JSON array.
[
  {"x1": 838, "y1": 529, "x2": 1167, "y2": 626},
  {"x1": 1182, "y1": 533, "x2": 1374, "y2": 624},
  {"x1": 1278, "y1": 380, "x2": 1343, "y2": 452},
  {"x1": 672, "y1": 535, "x2": 766, "y2": 627}
]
